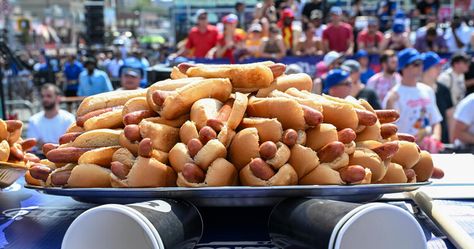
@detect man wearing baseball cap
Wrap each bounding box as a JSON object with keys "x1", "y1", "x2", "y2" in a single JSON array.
[
  {"x1": 421, "y1": 52, "x2": 453, "y2": 144},
  {"x1": 117, "y1": 67, "x2": 143, "y2": 91},
  {"x1": 384, "y1": 48, "x2": 443, "y2": 152},
  {"x1": 354, "y1": 49, "x2": 375, "y2": 84},
  {"x1": 214, "y1": 14, "x2": 245, "y2": 63},
  {"x1": 323, "y1": 69, "x2": 352, "y2": 99},
  {"x1": 175, "y1": 9, "x2": 218, "y2": 59},
  {"x1": 342, "y1": 60, "x2": 381, "y2": 109},
  {"x1": 313, "y1": 51, "x2": 344, "y2": 94}
]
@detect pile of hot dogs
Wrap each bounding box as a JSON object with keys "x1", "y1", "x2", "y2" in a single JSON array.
[
  {"x1": 26, "y1": 61, "x2": 444, "y2": 188},
  {"x1": 0, "y1": 119, "x2": 39, "y2": 165}
]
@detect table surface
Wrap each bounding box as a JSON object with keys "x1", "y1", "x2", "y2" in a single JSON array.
[{"x1": 1, "y1": 154, "x2": 472, "y2": 249}]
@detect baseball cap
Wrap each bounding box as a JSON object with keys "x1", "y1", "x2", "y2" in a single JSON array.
[
  {"x1": 354, "y1": 50, "x2": 369, "y2": 60},
  {"x1": 422, "y1": 52, "x2": 446, "y2": 72},
  {"x1": 398, "y1": 48, "x2": 422, "y2": 70},
  {"x1": 392, "y1": 20, "x2": 405, "y2": 33},
  {"x1": 310, "y1": 9, "x2": 323, "y2": 20},
  {"x1": 122, "y1": 67, "x2": 142, "y2": 78},
  {"x1": 222, "y1": 14, "x2": 238, "y2": 24},
  {"x1": 324, "y1": 69, "x2": 350, "y2": 93},
  {"x1": 196, "y1": 9, "x2": 207, "y2": 18},
  {"x1": 248, "y1": 23, "x2": 262, "y2": 32},
  {"x1": 330, "y1": 6, "x2": 343, "y2": 15},
  {"x1": 324, "y1": 51, "x2": 343, "y2": 67},
  {"x1": 342, "y1": 59, "x2": 361, "y2": 73}
]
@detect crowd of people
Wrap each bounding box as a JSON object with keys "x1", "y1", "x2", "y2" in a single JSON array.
[{"x1": 172, "y1": 0, "x2": 474, "y2": 62}]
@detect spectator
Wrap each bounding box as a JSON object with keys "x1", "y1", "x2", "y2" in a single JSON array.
[
  {"x1": 351, "y1": 0, "x2": 364, "y2": 17},
  {"x1": 309, "y1": 9, "x2": 326, "y2": 39},
  {"x1": 322, "y1": 6, "x2": 354, "y2": 55},
  {"x1": 343, "y1": 60, "x2": 381, "y2": 109},
  {"x1": 116, "y1": 67, "x2": 142, "y2": 91},
  {"x1": 77, "y1": 57, "x2": 113, "y2": 96},
  {"x1": 277, "y1": 8, "x2": 295, "y2": 53},
  {"x1": 27, "y1": 84, "x2": 75, "y2": 152},
  {"x1": 444, "y1": 15, "x2": 473, "y2": 53},
  {"x1": 414, "y1": 24, "x2": 448, "y2": 53},
  {"x1": 294, "y1": 22, "x2": 323, "y2": 56},
  {"x1": 259, "y1": 24, "x2": 286, "y2": 60},
  {"x1": 366, "y1": 50, "x2": 401, "y2": 103},
  {"x1": 324, "y1": 68, "x2": 352, "y2": 99},
  {"x1": 301, "y1": 0, "x2": 327, "y2": 23},
  {"x1": 416, "y1": 0, "x2": 440, "y2": 27},
  {"x1": 357, "y1": 18, "x2": 384, "y2": 54},
  {"x1": 380, "y1": 20, "x2": 411, "y2": 51},
  {"x1": 415, "y1": 13, "x2": 442, "y2": 39},
  {"x1": 234, "y1": 2, "x2": 248, "y2": 30},
  {"x1": 377, "y1": 0, "x2": 397, "y2": 32},
  {"x1": 437, "y1": 53, "x2": 471, "y2": 106},
  {"x1": 175, "y1": 9, "x2": 218, "y2": 59},
  {"x1": 421, "y1": 52, "x2": 454, "y2": 144},
  {"x1": 354, "y1": 50, "x2": 375, "y2": 84},
  {"x1": 383, "y1": 48, "x2": 442, "y2": 151},
  {"x1": 254, "y1": 0, "x2": 277, "y2": 23},
  {"x1": 214, "y1": 14, "x2": 245, "y2": 64},
  {"x1": 452, "y1": 93, "x2": 474, "y2": 150},
  {"x1": 243, "y1": 23, "x2": 264, "y2": 58},
  {"x1": 465, "y1": 56, "x2": 474, "y2": 96},
  {"x1": 313, "y1": 51, "x2": 344, "y2": 94},
  {"x1": 63, "y1": 55, "x2": 83, "y2": 97},
  {"x1": 106, "y1": 51, "x2": 124, "y2": 79}
]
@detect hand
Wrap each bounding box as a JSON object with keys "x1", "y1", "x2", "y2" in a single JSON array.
[{"x1": 386, "y1": 91, "x2": 399, "y2": 108}]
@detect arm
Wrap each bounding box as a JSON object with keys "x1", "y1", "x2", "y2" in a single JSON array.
[
  {"x1": 357, "y1": 33, "x2": 366, "y2": 50},
  {"x1": 345, "y1": 30, "x2": 354, "y2": 55},
  {"x1": 451, "y1": 27, "x2": 465, "y2": 48},
  {"x1": 322, "y1": 39, "x2": 330, "y2": 53},
  {"x1": 214, "y1": 44, "x2": 229, "y2": 58},
  {"x1": 379, "y1": 35, "x2": 389, "y2": 51},
  {"x1": 452, "y1": 120, "x2": 474, "y2": 144},
  {"x1": 383, "y1": 91, "x2": 399, "y2": 109},
  {"x1": 104, "y1": 74, "x2": 114, "y2": 91},
  {"x1": 432, "y1": 123, "x2": 442, "y2": 141}
]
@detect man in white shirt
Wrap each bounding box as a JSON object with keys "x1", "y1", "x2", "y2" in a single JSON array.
[
  {"x1": 453, "y1": 93, "x2": 474, "y2": 149},
  {"x1": 27, "y1": 84, "x2": 76, "y2": 152},
  {"x1": 384, "y1": 48, "x2": 443, "y2": 151},
  {"x1": 437, "y1": 53, "x2": 471, "y2": 106},
  {"x1": 444, "y1": 15, "x2": 473, "y2": 53}
]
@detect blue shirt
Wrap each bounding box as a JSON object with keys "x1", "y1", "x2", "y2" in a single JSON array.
[
  {"x1": 77, "y1": 69, "x2": 114, "y2": 96},
  {"x1": 63, "y1": 61, "x2": 84, "y2": 81},
  {"x1": 361, "y1": 68, "x2": 375, "y2": 85}
]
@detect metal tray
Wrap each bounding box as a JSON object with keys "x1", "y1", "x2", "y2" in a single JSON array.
[{"x1": 26, "y1": 182, "x2": 430, "y2": 206}]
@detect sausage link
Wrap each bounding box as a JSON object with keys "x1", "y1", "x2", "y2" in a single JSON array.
[
  {"x1": 123, "y1": 110, "x2": 155, "y2": 125},
  {"x1": 19, "y1": 138, "x2": 37, "y2": 151},
  {"x1": 317, "y1": 141, "x2": 345, "y2": 163},
  {"x1": 24, "y1": 153, "x2": 41, "y2": 163},
  {"x1": 59, "y1": 132, "x2": 83, "y2": 145},
  {"x1": 380, "y1": 124, "x2": 398, "y2": 139},
  {"x1": 46, "y1": 147, "x2": 92, "y2": 163},
  {"x1": 151, "y1": 90, "x2": 173, "y2": 106},
  {"x1": 42, "y1": 143, "x2": 59, "y2": 155},
  {"x1": 29, "y1": 163, "x2": 53, "y2": 181},
  {"x1": 206, "y1": 99, "x2": 234, "y2": 132},
  {"x1": 199, "y1": 126, "x2": 217, "y2": 144},
  {"x1": 282, "y1": 129, "x2": 298, "y2": 147},
  {"x1": 397, "y1": 133, "x2": 416, "y2": 143},
  {"x1": 302, "y1": 105, "x2": 323, "y2": 127},
  {"x1": 182, "y1": 163, "x2": 205, "y2": 183},
  {"x1": 355, "y1": 109, "x2": 377, "y2": 126},
  {"x1": 372, "y1": 141, "x2": 399, "y2": 160},
  {"x1": 404, "y1": 168, "x2": 416, "y2": 182},
  {"x1": 111, "y1": 161, "x2": 130, "y2": 180},
  {"x1": 187, "y1": 138, "x2": 203, "y2": 158},
  {"x1": 124, "y1": 125, "x2": 142, "y2": 142},
  {"x1": 249, "y1": 158, "x2": 275, "y2": 181},
  {"x1": 50, "y1": 170, "x2": 72, "y2": 186},
  {"x1": 138, "y1": 138, "x2": 153, "y2": 158},
  {"x1": 268, "y1": 63, "x2": 286, "y2": 78},
  {"x1": 6, "y1": 120, "x2": 22, "y2": 132},
  {"x1": 431, "y1": 167, "x2": 444, "y2": 179},
  {"x1": 9, "y1": 144, "x2": 24, "y2": 161},
  {"x1": 375, "y1": 110, "x2": 400, "y2": 124},
  {"x1": 339, "y1": 165, "x2": 366, "y2": 183},
  {"x1": 337, "y1": 128, "x2": 356, "y2": 144},
  {"x1": 259, "y1": 141, "x2": 278, "y2": 160}
]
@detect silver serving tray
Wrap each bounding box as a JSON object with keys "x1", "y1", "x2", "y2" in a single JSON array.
[{"x1": 26, "y1": 182, "x2": 430, "y2": 206}]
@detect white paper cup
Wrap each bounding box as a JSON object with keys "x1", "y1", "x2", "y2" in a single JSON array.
[
  {"x1": 62, "y1": 200, "x2": 202, "y2": 249},
  {"x1": 269, "y1": 198, "x2": 426, "y2": 249}
]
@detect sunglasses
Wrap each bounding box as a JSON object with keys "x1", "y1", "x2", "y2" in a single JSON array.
[{"x1": 198, "y1": 15, "x2": 207, "y2": 20}]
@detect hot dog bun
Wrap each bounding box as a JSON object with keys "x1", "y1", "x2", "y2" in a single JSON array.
[
  {"x1": 239, "y1": 163, "x2": 298, "y2": 186},
  {"x1": 77, "y1": 89, "x2": 146, "y2": 116},
  {"x1": 147, "y1": 77, "x2": 204, "y2": 112},
  {"x1": 306, "y1": 123, "x2": 338, "y2": 151},
  {"x1": 240, "y1": 118, "x2": 283, "y2": 143},
  {"x1": 177, "y1": 158, "x2": 238, "y2": 187},
  {"x1": 288, "y1": 144, "x2": 320, "y2": 180},
  {"x1": 391, "y1": 141, "x2": 421, "y2": 169},
  {"x1": 78, "y1": 146, "x2": 120, "y2": 167},
  {"x1": 67, "y1": 164, "x2": 112, "y2": 188},
  {"x1": 229, "y1": 128, "x2": 260, "y2": 170},
  {"x1": 139, "y1": 120, "x2": 179, "y2": 152},
  {"x1": 299, "y1": 164, "x2": 344, "y2": 185},
  {"x1": 412, "y1": 150, "x2": 434, "y2": 182},
  {"x1": 257, "y1": 73, "x2": 313, "y2": 97},
  {"x1": 83, "y1": 108, "x2": 124, "y2": 131},
  {"x1": 67, "y1": 129, "x2": 121, "y2": 148},
  {"x1": 190, "y1": 98, "x2": 223, "y2": 130},
  {"x1": 377, "y1": 163, "x2": 407, "y2": 184}
]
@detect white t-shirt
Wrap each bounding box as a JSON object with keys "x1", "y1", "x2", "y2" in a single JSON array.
[
  {"x1": 453, "y1": 93, "x2": 474, "y2": 145},
  {"x1": 383, "y1": 83, "x2": 443, "y2": 137},
  {"x1": 444, "y1": 23, "x2": 473, "y2": 53},
  {"x1": 27, "y1": 110, "x2": 76, "y2": 146},
  {"x1": 437, "y1": 68, "x2": 466, "y2": 106}
]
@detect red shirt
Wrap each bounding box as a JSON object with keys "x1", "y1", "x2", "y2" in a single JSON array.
[
  {"x1": 322, "y1": 23, "x2": 353, "y2": 52},
  {"x1": 186, "y1": 25, "x2": 218, "y2": 58},
  {"x1": 216, "y1": 32, "x2": 245, "y2": 63},
  {"x1": 357, "y1": 30, "x2": 383, "y2": 49}
]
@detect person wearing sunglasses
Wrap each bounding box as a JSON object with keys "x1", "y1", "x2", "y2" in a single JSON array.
[
  {"x1": 383, "y1": 48, "x2": 443, "y2": 152},
  {"x1": 323, "y1": 69, "x2": 353, "y2": 99}
]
